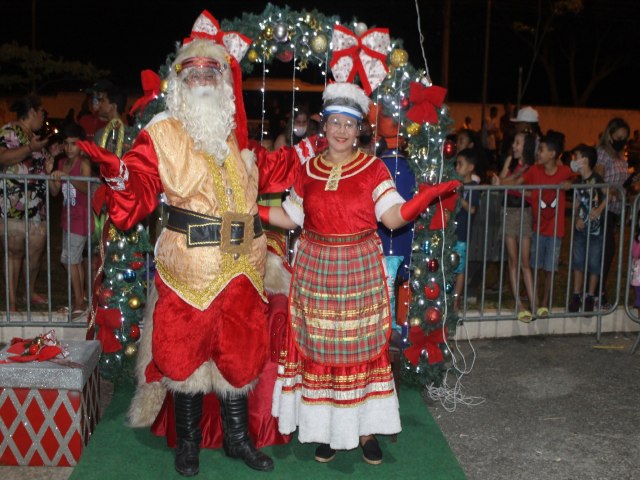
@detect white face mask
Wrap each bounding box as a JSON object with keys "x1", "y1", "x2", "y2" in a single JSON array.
[
  {"x1": 293, "y1": 126, "x2": 307, "y2": 137},
  {"x1": 570, "y1": 160, "x2": 581, "y2": 173}
]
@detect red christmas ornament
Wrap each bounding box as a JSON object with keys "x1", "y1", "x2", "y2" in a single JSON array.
[
  {"x1": 424, "y1": 282, "x2": 441, "y2": 300},
  {"x1": 425, "y1": 306, "x2": 442, "y2": 325},
  {"x1": 129, "y1": 260, "x2": 145, "y2": 270},
  {"x1": 400, "y1": 96, "x2": 410, "y2": 109},
  {"x1": 129, "y1": 324, "x2": 141, "y2": 341},
  {"x1": 277, "y1": 50, "x2": 294, "y2": 62},
  {"x1": 99, "y1": 288, "x2": 115, "y2": 306},
  {"x1": 28, "y1": 343, "x2": 39, "y2": 355},
  {"x1": 133, "y1": 252, "x2": 145, "y2": 259},
  {"x1": 428, "y1": 258, "x2": 439, "y2": 272},
  {"x1": 443, "y1": 139, "x2": 456, "y2": 159}
]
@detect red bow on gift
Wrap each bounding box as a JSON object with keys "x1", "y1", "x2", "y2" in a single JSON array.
[
  {"x1": 95, "y1": 308, "x2": 123, "y2": 354},
  {"x1": 407, "y1": 82, "x2": 448, "y2": 125},
  {"x1": 184, "y1": 10, "x2": 252, "y2": 62},
  {"x1": 330, "y1": 24, "x2": 390, "y2": 95},
  {"x1": 129, "y1": 70, "x2": 161, "y2": 115},
  {"x1": 404, "y1": 325, "x2": 447, "y2": 366}
]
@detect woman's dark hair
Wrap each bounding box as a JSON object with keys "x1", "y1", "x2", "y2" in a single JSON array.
[
  {"x1": 520, "y1": 131, "x2": 537, "y2": 167},
  {"x1": 10, "y1": 95, "x2": 42, "y2": 120},
  {"x1": 598, "y1": 117, "x2": 630, "y2": 148}
]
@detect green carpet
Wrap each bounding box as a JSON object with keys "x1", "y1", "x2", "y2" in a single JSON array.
[{"x1": 70, "y1": 384, "x2": 465, "y2": 480}]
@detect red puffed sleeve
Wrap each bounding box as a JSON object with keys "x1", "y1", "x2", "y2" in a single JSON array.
[
  {"x1": 253, "y1": 136, "x2": 320, "y2": 194},
  {"x1": 105, "y1": 130, "x2": 163, "y2": 230}
]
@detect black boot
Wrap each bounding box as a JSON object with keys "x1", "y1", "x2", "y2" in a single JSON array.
[
  {"x1": 220, "y1": 395, "x2": 274, "y2": 471},
  {"x1": 174, "y1": 392, "x2": 203, "y2": 477}
]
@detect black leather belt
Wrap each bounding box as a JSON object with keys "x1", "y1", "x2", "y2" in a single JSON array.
[{"x1": 166, "y1": 205, "x2": 263, "y2": 253}]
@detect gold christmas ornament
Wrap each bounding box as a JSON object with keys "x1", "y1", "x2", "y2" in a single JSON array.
[
  {"x1": 111, "y1": 253, "x2": 121, "y2": 263},
  {"x1": 160, "y1": 78, "x2": 168, "y2": 93},
  {"x1": 390, "y1": 48, "x2": 409, "y2": 68},
  {"x1": 406, "y1": 122, "x2": 421, "y2": 136},
  {"x1": 431, "y1": 233, "x2": 440, "y2": 247},
  {"x1": 409, "y1": 316, "x2": 422, "y2": 327},
  {"x1": 310, "y1": 33, "x2": 328, "y2": 54},
  {"x1": 127, "y1": 232, "x2": 139, "y2": 244},
  {"x1": 128, "y1": 296, "x2": 142, "y2": 310},
  {"x1": 414, "y1": 267, "x2": 423, "y2": 277},
  {"x1": 124, "y1": 343, "x2": 138, "y2": 357},
  {"x1": 304, "y1": 14, "x2": 319, "y2": 30},
  {"x1": 108, "y1": 224, "x2": 118, "y2": 241},
  {"x1": 247, "y1": 48, "x2": 259, "y2": 63},
  {"x1": 263, "y1": 25, "x2": 274, "y2": 40}
]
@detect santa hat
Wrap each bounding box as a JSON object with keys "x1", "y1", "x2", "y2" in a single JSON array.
[
  {"x1": 322, "y1": 82, "x2": 371, "y2": 120},
  {"x1": 176, "y1": 10, "x2": 252, "y2": 150}
]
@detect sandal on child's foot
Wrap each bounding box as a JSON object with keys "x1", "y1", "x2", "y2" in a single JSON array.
[
  {"x1": 517, "y1": 310, "x2": 533, "y2": 323},
  {"x1": 536, "y1": 307, "x2": 549, "y2": 317},
  {"x1": 360, "y1": 438, "x2": 383, "y2": 465},
  {"x1": 314, "y1": 444, "x2": 336, "y2": 463},
  {"x1": 25, "y1": 293, "x2": 48, "y2": 305}
]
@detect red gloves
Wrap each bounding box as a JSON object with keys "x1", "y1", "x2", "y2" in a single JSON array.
[
  {"x1": 400, "y1": 180, "x2": 461, "y2": 222},
  {"x1": 77, "y1": 140, "x2": 121, "y2": 177}
]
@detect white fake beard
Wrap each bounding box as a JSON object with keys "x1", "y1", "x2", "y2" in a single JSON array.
[{"x1": 167, "y1": 80, "x2": 236, "y2": 165}]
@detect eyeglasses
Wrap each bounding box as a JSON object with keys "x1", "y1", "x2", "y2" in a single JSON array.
[
  {"x1": 326, "y1": 117, "x2": 358, "y2": 132},
  {"x1": 182, "y1": 69, "x2": 222, "y2": 86}
]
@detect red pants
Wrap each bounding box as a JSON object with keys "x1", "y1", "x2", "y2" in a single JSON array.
[{"x1": 148, "y1": 275, "x2": 269, "y2": 388}]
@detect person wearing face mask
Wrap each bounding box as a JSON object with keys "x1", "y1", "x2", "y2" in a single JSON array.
[
  {"x1": 594, "y1": 117, "x2": 630, "y2": 309},
  {"x1": 273, "y1": 108, "x2": 310, "y2": 149},
  {"x1": 569, "y1": 144, "x2": 606, "y2": 313}
]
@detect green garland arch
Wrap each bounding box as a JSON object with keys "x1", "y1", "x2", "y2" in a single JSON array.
[{"x1": 133, "y1": 3, "x2": 461, "y2": 388}]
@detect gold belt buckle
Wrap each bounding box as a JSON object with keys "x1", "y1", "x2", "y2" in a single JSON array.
[{"x1": 221, "y1": 212, "x2": 254, "y2": 255}]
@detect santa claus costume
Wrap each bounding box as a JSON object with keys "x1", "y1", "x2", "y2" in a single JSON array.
[{"x1": 79, "y1": 13, "x2": 317, "y2": 476}]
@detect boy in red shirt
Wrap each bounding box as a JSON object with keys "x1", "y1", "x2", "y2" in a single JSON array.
[{"x1": 494, "y1": 130, "x2": 573, "y2": 319}]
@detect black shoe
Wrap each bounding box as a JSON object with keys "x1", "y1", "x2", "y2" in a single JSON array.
[
  {"x1": 360, "y1": 437, "x2": 383, "y2": 465},
  {"x1": 568, "y1": 293, "x2": 581, "y2": 313},
  {"x1": 220, "y1": 395, "x2": 274, "y2": 472},
  {"x1": 584, "y1": 295, "x2": 594, "y2": 312},
  {"x1": 174, "y1": 392, "x2": 203, "y2": 477},
  {"x1": 175, "y1": 439, "x2": 200, "y2": 477},
  {"x1": 314, "y1": 444, "x2": 336, "y2": 463}
]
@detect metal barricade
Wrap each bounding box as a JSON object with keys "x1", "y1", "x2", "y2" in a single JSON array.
[
  {"x1": 624, "y1": 194, "x2": 640, "y2": 354},
  {"x1": 0, "y1": 174, "x2": 149, "y2": 328},
  {"x1": 459, "y1": 182, "x2": 626, "y2": 341}
]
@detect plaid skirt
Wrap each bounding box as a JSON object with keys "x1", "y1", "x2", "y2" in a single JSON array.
[{"x1": 289, "y1": 230, "x2": 391, "y2": 366}]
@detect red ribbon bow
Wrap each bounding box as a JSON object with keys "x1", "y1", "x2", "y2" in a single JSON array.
[
  {"x1": 129, "y1": 70, "x2": 161, "y2": 115},
  {"x1": 184, "y1": 10, "x2": 252, "y2": 62},
  {"x1": 330, "y1": 24, "x2": 390, "y2": 95},
  {"x1": 404, "y1": 326, "x2": 447, "y2": 366},
  {"x1": 407, "y1": 82, "x2": 448, "y2": 125},
  {"x1": 95, "y1": 308, "x2": 123, "y2": 354}
]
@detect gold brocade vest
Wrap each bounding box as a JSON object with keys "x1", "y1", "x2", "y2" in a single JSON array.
[{"x1": 147, "y1": 118, "x2": 266, "y2": 310}]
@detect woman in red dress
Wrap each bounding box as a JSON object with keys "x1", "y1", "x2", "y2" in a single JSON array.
[{"x1": 260, "y1": 82, "x2": 459, "y2": 465}]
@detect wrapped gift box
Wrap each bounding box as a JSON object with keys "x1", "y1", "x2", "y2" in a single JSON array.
[{"x1": 0, "y1": 340, "x2": 101, "y2": 466}]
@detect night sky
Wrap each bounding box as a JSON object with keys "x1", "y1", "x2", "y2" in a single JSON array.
[{"x1": 3, "y1": 0, "x2": 639, "y2": 109}]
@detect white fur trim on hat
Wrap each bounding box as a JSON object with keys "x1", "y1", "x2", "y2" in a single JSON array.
[
  {"x1": 173, "y1": 39, "x2": 230, "y2": 75},
  {"x1": 323, "y1": 82, "x2": 370, "y2": 116},
  {"x1": 511, "y1": 106, "x2": 539, "y2": 123}
]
